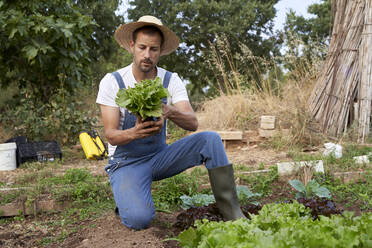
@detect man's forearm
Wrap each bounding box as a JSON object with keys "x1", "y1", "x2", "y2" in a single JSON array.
[
  {"x1": 104, "y1": 128, "x2": 136, "y2": 146},
  {"x1": 167, "y1": 109, "x2": 198, "y2": 131}
]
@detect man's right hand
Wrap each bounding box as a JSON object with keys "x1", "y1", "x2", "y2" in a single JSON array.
[
  {"x1": 132, "y1": 116, "x2": 162, "y2": 139},
  {"x1": 100, "y1": 105, "x2": 165, "y2": 146}
]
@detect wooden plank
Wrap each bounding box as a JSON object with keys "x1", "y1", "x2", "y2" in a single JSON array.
[
  {"x1": 238, "y1": 169, "x2": 271, "y2": 175},
  {"x1": 216, "y1": 131, "x2": 243, "y2": 140},
  {"x1": 0, "y1": 199, "x2": 69, "y2": 217}
]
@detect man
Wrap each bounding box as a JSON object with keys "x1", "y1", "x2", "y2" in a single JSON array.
[{"x1": 96, "y1": 15, "x2": 245, "y2": 230}]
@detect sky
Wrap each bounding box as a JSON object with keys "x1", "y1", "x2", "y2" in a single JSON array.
[
  {"x1": 118, "y1": 0, "x2": 322, "y2": 32},
  {"x1": 273, "y1": 0, "x2": 322, "y2": 31}
]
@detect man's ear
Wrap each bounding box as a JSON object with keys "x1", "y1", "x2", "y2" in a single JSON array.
[{"x1": 129, "y1": 40, "x2": 135, "y2": 53}]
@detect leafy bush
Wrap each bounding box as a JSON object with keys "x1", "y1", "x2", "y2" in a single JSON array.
[
  {"x1": 178, "y1": 202, "x2": 372, "y2": 248},
  {"x1": 0, "y1": 88, "x2": 97, "y2": 145},
  {"x1": 0, "y1": 1, "x2": 97, "y2": 99},
  {"x1": 289, "y1": 179, "x2": 331, "y2": 199}
]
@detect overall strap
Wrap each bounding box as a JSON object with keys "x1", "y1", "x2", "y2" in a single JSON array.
[
  {"x1": 163, "y1": 71, "x2": 172, "y2": 88},
  {"x1": 112, "y1": 71, "x2": 126, "y2": 89}
]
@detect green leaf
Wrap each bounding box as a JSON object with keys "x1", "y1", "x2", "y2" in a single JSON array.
[
  {"x1": 180, "y1": 194, "x2": 215, "y2": 209},
  {"x1": 9, "y1": 28, "x2": 17, "y2": 39},
  {"x1": 178, "y1": 228, "x2": 198, "y2": 248},
  {"x1": 289, "y1": 179, "x2": 305, "y2": 193},
  {"x1": 22, "y1": 45, "x2": 38, "y2": 61},
  {"x1": 314, "y1": 186, "x2": 331, "y2": 199},
  {"x1": 62, "y1": 28, "x2": 72, "y2": 38}
]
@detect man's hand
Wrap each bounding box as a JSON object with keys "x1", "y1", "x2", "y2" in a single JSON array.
[
  {"x1": 162, "y1": 104, "x2": 175, "y2": 119},
  {"x1": 100, "y1": 105, "x2": 166, "y2": 146},
  {"x1": 133, "y1": 115, "x2": 165, "y2": 138},
  {"x1": 161, "y1": 101, "x2": 198, "y2": 131}
]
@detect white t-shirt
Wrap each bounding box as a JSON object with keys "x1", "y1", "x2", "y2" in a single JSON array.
[{"x1": 96, "y1": 63, "x2": 189, "y2": 155}]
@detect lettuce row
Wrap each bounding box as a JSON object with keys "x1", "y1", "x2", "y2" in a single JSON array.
[{"x1": 178, "y1": 201, "x2": 372, "y2": 248}]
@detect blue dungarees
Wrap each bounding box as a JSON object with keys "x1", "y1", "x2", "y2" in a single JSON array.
[{"x1": 105, "y1": 71, "x2": 229, "y2": 230}]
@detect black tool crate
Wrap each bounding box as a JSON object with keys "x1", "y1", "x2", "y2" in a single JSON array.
[{"x1": 17, "y1": 141, "x2": 62, "y2": 164}]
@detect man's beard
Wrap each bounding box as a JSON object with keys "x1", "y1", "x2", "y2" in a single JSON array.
[{"x1": 139, "y1": 59, "x2": 154, "y2": 73}]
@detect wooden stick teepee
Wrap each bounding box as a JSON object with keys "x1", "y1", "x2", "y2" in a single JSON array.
[{"x1": 308, "y1": 0, "x2": 372, "y2": 143}]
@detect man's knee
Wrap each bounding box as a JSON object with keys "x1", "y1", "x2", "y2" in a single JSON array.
[
  {"x1": 119, "y1": 207, "x2": 155, "y2": 230},
  {"x1": 199, "y1": 131, "x2": 222, "y2": 142}
]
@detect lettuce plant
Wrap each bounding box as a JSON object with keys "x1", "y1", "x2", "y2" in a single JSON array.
[
  {"x1": 178, "y1": 202, "x2": 372, "y2": 248},
  {"x1": 115, "y1": 77, "x2": 169, "y2": 120}
]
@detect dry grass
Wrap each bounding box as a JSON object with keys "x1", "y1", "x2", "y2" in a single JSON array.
[
  {"x1": 200, "y1": 81, "x2": 315, "y2": 131},
  {"x1": 197, "y1": 35, "x2": 327, "y2": 148}
]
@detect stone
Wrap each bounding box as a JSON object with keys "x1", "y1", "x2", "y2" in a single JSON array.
[{"x1": 276, "y1": 160, "x2": 324, "y2": 176}]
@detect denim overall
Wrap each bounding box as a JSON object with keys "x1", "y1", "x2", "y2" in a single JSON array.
[{"x1": 105, "y1": 70, "x2": 229, "y2": 230}]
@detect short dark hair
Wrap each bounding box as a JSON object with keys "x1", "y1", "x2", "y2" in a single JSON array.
[{"x1": 132, "y1": 25, "x2": 164, "y2": 46}]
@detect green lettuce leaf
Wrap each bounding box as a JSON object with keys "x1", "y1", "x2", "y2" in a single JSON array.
[{"x1": 115, "y1": 77, "x2": 169, "y2": 120}]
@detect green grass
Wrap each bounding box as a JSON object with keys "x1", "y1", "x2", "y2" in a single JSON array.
[
  {"x1": 152, "y1": 173, "x2": 200, "y2": 211},
  {"x1": 0, "y1": 167, "x2": 115, "y2": 245},
  {"x1": 240, "y1": 167, "x2": 279, "y2": 196}
]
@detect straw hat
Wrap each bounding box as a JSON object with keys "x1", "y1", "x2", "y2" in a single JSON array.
[{"x1": 114, "y1": 15, "x2": 180, "y2": 56}]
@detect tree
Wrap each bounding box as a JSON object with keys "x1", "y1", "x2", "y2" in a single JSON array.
[
  {"x1": 127, "y1": 0, "x2": 280, "y2": 96},
  {"x1": 278, "y1": 0, "x2": 332, "y2": 77},
  {"x1": 283, "y1": 0, "x2": 332, "y2": 55},
  {"x1": 285, "y1": 0, "x2": 332, "y2": 43},
  {"x1": 0, "y1": 0, "x2": 122, "y2": 101},
  {"x1": 76, "y1": 0, "x2": 123, "y2": 60}
]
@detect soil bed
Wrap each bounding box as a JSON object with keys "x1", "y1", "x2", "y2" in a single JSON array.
[{"x1": 1, "y1": 141, "x2": 372, "y2": 247}]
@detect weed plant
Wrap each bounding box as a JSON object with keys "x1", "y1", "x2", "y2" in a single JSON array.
[
  {"x1": 315, "y1": 171, "x2": 372, "y2": 211},
  {"x1": 240, "y1": 167, "x2": 279, "y2": 197}
]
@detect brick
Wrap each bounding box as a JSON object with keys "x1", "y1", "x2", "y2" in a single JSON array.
[
  {"x1": 260, "y1": 116, "x2": 275, "y2": 130},
  {"x1": 258, "y1": 128, "x2": 276, "y2": 138}
]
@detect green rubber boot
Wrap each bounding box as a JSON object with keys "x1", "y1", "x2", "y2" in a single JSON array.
[{"x1": 208, "y1": 164, "x2": 246, "y2": 221}]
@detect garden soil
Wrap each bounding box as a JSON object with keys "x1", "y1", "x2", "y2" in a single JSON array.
[{"x1": 0, "y1": 137, "x2": 298, "y2": 248}]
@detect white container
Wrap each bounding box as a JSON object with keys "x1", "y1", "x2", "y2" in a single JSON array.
[{"x1": 0, "y1": 142, "x2": 17, "y2": 171}]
